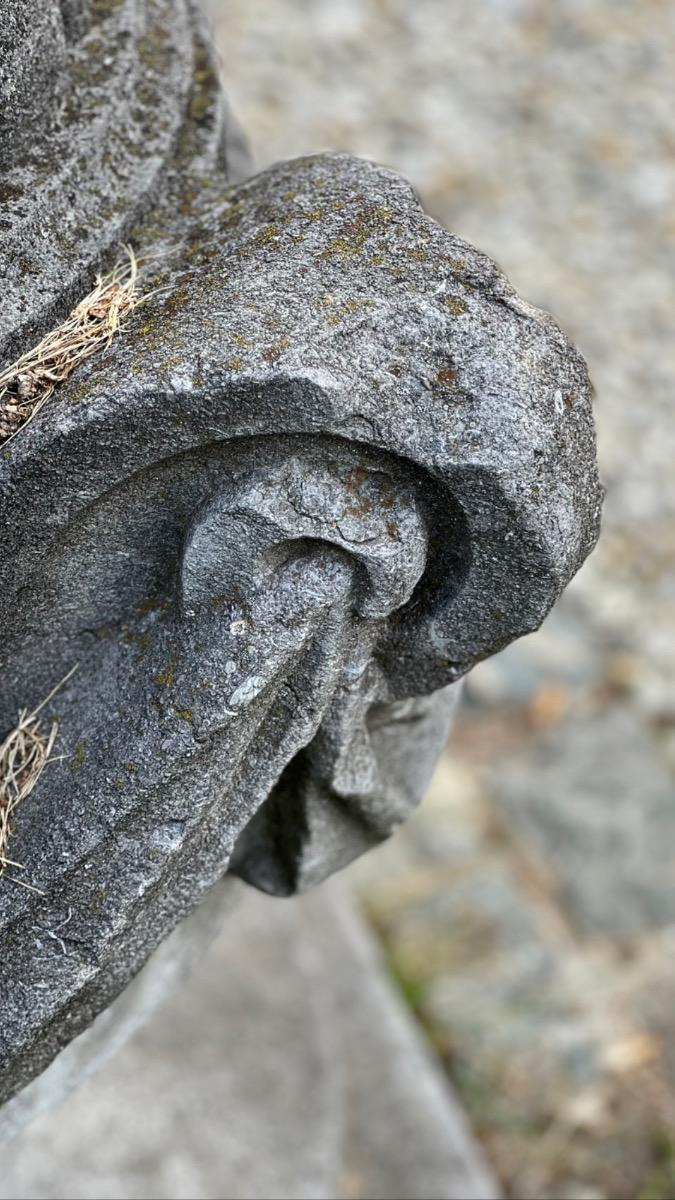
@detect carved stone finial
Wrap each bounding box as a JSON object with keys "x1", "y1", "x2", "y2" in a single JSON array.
[{"x1": 0, "y1": 0, "x2": 601, "y2": 1111}]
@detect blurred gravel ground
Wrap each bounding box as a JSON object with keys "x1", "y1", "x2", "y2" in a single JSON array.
[{"x1": 204, "y1": 3, "x2": 675, "y2": 1196}]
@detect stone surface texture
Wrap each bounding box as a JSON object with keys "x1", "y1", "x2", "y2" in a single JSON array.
[
  {"x1": 0, "y1": 0, "x2": 600, "y2": 1117},
  {"x1": 197, "y1": 1, "x2": 675, "y2": 1195}
]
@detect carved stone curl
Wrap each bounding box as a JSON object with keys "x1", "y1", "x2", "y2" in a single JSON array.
[{"x1": 0, "y1": 0, "x2": 601, "y2": 1111}]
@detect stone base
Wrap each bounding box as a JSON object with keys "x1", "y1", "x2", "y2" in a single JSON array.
[{"x1": 0, "y1": 879, "x2": 498, "y2": 1200}]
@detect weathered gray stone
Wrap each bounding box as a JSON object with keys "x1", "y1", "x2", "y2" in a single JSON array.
[
  {"x1": 0, "y1": 0, "x2": 601, "y2": 1113},
  {"x1": 0, "y1": 0, "x2": 248, "y2": 364},
  {"x1": 0, "y1": 876, "x2": 240, "y2": 1145}
]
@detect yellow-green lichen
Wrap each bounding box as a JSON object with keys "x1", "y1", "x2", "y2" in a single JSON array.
[
  {"x1": 137, "y1": 30, "x2": 173, "y2": 74},
  {"x1": 154, "y1": 663, "x2": 176, "y2": 687},
  {"x1": 253, "y1": 225, "x2": 279, "y2": 247},
  {"x1": 137, "y1": 596, "x2": 171, "y2": 616},
  {"x1": 319, "y1": 205, "x2": 395, "y2": 260},
  {"x1": 325, "y1": 297, "x2": 375, "y2": 326},
  {"x1": 443, "y1": 256, "x2": 467, "y2": 271},
  {"x1": 446, "y1": 296, "x2": 469, "y2": 315},
  {"x1": 263, "y1": 338, "x2": 290, "y2": 363},
  {"x1": 91, "y1": 0, "x2": 124, "y2": 14}
]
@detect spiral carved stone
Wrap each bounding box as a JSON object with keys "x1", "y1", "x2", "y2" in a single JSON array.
[{"x1": 0, "y1": 0, "x2": 601, "y2": 1111}]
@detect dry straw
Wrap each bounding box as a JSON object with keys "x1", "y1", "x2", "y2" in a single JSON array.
[
  {"x1": 0, "y1": 668, "x2": 77, "y2": 893},
  {"x1": 0, "y1": 247, "x2": 145, "y2": 444}
]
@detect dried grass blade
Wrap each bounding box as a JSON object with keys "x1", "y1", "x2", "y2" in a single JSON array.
[
  {"x1": 0, "y1": 247, "x2": 148, "y2": 445},
  {"x1": 0, "y1": 667, "x2": 77, "y2": 889}
]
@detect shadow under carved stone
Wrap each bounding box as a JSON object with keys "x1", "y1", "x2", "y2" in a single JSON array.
[{"x1": 0, "y1": 0, "x2": 601, "y2": 1156}]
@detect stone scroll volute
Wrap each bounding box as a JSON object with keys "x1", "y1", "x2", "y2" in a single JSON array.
[{"x1": 0, "y1": 0, "x2": 601, "y2": 1111}]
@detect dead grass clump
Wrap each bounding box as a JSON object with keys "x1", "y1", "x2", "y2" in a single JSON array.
[
  {"x1": 0, "y1": 670, "x2": 75, "y2": 892},
  {"x1": 0, "y1": 247, "x2": 145, "y2": 444}
]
